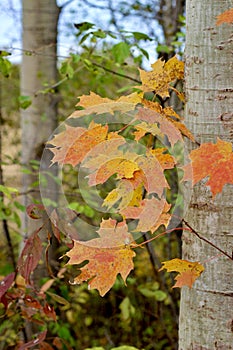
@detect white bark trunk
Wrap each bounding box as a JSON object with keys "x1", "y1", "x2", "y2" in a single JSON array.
[
  {"x1": 20, "y1": 1, "x2": 60, "y2": 289},
  {"x1": 179, "y1": 1, "x2": 233, "y2": 349},
  {"x1": 21, "y1": 0, "x2": 59, "y2": 238}
]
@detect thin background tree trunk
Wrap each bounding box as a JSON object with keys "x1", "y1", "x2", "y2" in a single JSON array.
[
  {"x1": 179, "y1": 0, "x2": 233, "y2": 348},
  {"x1": 21, "y1": 0, "x2": 60, "y2": 284}
]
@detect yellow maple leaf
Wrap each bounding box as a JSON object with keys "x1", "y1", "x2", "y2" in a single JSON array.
[
  {"x1": 139, "y1": 56, "x2": 184, "y2": 98},
  {"x1": 159, "y1": 258, "x2": 204, "y2": 288}
]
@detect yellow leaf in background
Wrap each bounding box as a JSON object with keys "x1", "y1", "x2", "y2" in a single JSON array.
[{"x1": 159, "y1": 258, "x2": 204, "y2": 288}]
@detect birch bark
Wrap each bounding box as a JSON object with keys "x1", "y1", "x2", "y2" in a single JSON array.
[{"x1": 179, "y1": 1, "x2": 233, "y2": 349}]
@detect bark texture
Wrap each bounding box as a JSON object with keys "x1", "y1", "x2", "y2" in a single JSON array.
[
  {"x1": 21, "y1": 0, "x2": 60, "y2": 281},
  {"x1": 179, "y1": 1, "x2": 233, "y2": 349}
]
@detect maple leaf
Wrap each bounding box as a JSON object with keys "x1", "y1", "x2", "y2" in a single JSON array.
[
  {"x1": 65, "y1": 219, "x2": 136, "y2": 296},
  {"x1": 139, "y1": 56, "x2": 184, "y2": 98},
  {"x1": 121, "y1": 198, "x2": 171, "y2": 233},
  {"x1": 103, "y1": 180, "x2": 143, "y2": 211},
  {"x1": 140, "y1": 99, "x2": 194, "y2": 141},
  {"x1": 88, "y1": 158, "x2": 140, "y2": 186},
  {"x1": 216, "y1": 8, "x2": 233, "y2": 25},
  {"x1": 68, "y1": 93, "x2": 137, "y2": 118},
  {"x1": 159, "y1": 258, "x2": 204, "y2": 288},
  {"x1": 135, "y1": 107, "x2": 183, "y2": 146},
  {"x1": 49, "y1": 123, "x2": 108, "y2": 167},
  {"x1": 149, "y1": 148, "x2": 176, "y2": 169},
  {"x1": 135, "y1": 153, "x2": 169, "y2": 197},
  {"x1": 17, "y1": 228, "x2": 43, "y2": 284},
  {"x1": 188, "y1": 138, "x2": 233, "y2": 196},
  {"x1": 76, "y1": 91, "x2": 112, "y2": 108}
]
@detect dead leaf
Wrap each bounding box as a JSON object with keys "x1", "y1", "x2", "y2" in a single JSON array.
[{"x1": 17, "y1": 228, "x2": 43, "y2": 284}]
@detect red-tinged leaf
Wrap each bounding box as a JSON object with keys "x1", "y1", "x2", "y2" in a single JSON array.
[
  {"x1": 65, "y1": 219, "x2": 136, "y2": 296},
  {"x1": 189, "y1": 138, "x2": 233, "y2": 196},
  {"x1": 49, "y1": 123, "x2": 108, "y2": 167},
  {"x1": 39, "y1": 342, "x2": 54, "y2": 350},
  {"x1": 17, "y1": 228, "x2": 43, "y2": 284},
  {"x1": 216, "y1": 8, "x2": 233, "y2": 25},
  {"x1": 24, "y1": 295, "x2": 42, "y2": 310},
  {"x1": 121, "y1": 198, "x2": 171, "y2": 233},
  {"x1": 26, "y1": 204, "x2": 45, "y2": 219},
  {"x1": 159, "y1": 258, "x2": 204, "y2": 288},
  {"x1": 136, "y1": 107, "x2": 183, "y2": 146},
  {"x1": 53, "y1": 337, "x2": 73, "y2": 350},
  {"x1": 18, "y1": 330, "x2": 47, "y2": 350},
  {"x1": 43, "y1": 303, "x2": 57, "y2": 321},
  {"x1": 50, "y1": 208, "x2": 80, "y2": 241},
  {"x1": 0, "y1": 272, "x2": 15, "y2": 302}
]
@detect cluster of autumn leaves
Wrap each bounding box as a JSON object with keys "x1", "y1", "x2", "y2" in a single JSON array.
[{"x1": 48, "y1": 56, "x2": 233, "y2": 296}]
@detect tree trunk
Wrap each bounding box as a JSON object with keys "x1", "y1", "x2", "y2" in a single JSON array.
[
  {"x1": 20, "y1": 0, "x2": 60, "y2": 283},
  {"x1": 179, "y1": 1, "x2": 233, "y2": 349}
]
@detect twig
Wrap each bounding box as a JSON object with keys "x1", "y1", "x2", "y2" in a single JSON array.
[{"x1": 182, "y1": 219, "x2": 233, "y2": 260}]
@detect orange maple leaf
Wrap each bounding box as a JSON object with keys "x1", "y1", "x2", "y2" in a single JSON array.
[
  {"x1": 159, "y1": 258, "x2": 204, "y2": 288},
  {"x1": 216, "y1": 8, "x2": 233, "y2": 25},
  {"x1": 68, "y1": 93, "x2": 137, "y2": 119},
  {"x1": 48, "y1": 123, "x2": 108, "y2": 167},
  {"x1": 121, "y1": 198, "x2": 171, "y2": 233},
  {"x1": 65, "y1": 219, "x2": 136, "y2": 296},
  {"x1": 188, "y1": 138, "x2": 233, "y2": 196}
]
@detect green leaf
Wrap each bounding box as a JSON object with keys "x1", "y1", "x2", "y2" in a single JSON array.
[
  {"x1": 156, "y1": 45, "x2": 171, "y2": 54},
  {"x1": 46, "y1": 291, "x2": 70, "y2": 306},
  {"x1": 74, "y1": 22, "x2": 95, "y2": 32},
  {"x1": 60, "y1": 61, "x2": 74, "y2": 79},
  {"x1": 92, "y1": 30, "x2": 107, "y2": 39},
  {"x1": 0, "y1": 185, "x2": 18, "y2": 198},
  {"x1": 0, "y1": 50, "x2": 11, "y2": 57},
  {"x1": 112, "y1": 42, "x2": 130, "y2": 64},
  {"x1": 71, "y1": 53, "x2": 81, "y2": 63},
  {"x1": 139, "y1": 48, "x2": 149, "y2": 59},
  {"x1": 132, "y1": 32, "x2": 151, "y2": 41},
  {"x1": 18, "y1": 95, "x2": 32, "y2": 109},
  {"x1": 154, "y1": 290, "x2": 167, "y2": 302},
  {"x1": 119, "y1": 297, "x2": 135, "y2": 320},
  {"x1": 14, "y1": 201, "x2": 26, "y2": 212},
  {"x1": 0, "y1": 57, "x2": 12, "y2": 77}
]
